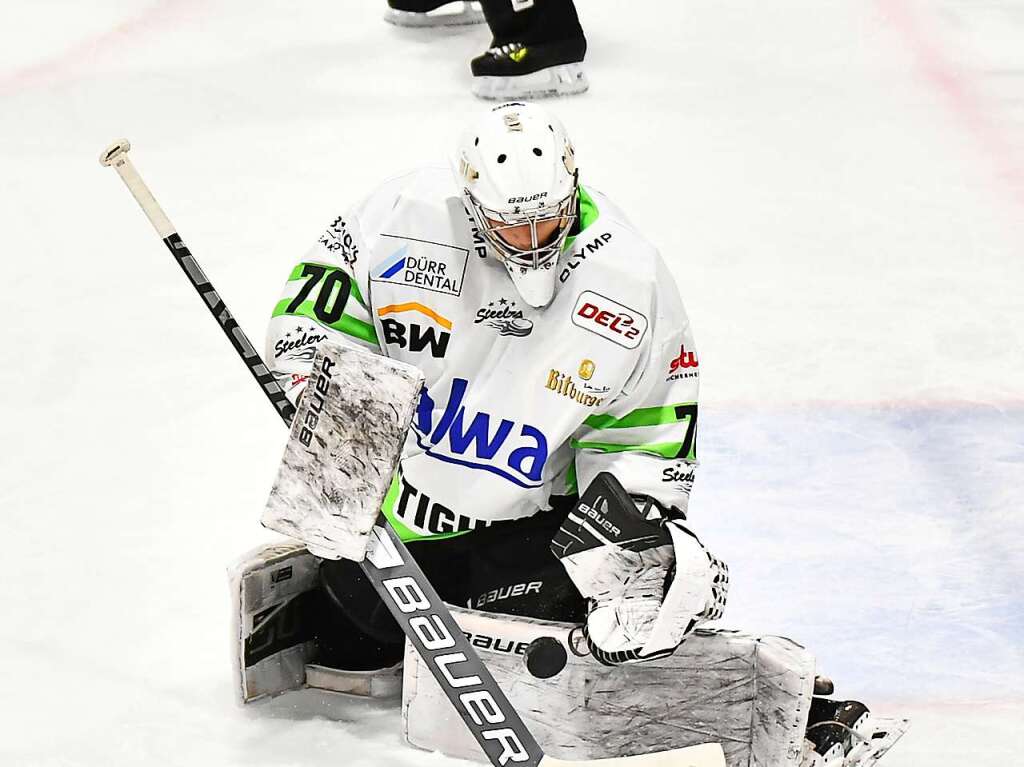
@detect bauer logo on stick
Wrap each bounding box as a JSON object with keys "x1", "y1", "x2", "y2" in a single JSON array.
[{"x1": 381, "y1": 574, "x2": 532, "y2": 765}]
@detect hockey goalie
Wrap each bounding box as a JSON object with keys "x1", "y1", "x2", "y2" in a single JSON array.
[{"x1": 231, "y1": 102, "x2": 907, "y2": 767}]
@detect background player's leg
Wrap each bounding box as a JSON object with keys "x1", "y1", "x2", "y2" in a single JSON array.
[
  {"x1": 384, "y1": 0, "x2": 485, "y2": 27},
  {"x1": 472, "y1": 0, "x2": 588, "y2": 99}
]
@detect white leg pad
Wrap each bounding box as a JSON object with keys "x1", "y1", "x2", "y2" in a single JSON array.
[
  {"x1": 229, "y1": 541, "x2": 320, "y2": 703},
  {"x1": 402, "y1": 607, "x2": 816, "y2": 766},
  {"x1": 230, "y1": 541, "x2": 405, "y2": 704}
]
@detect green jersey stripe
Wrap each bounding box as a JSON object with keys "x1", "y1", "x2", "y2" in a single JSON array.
[
  {"x1": 564, "y1": 458, "x2": 578, "y2": 496},
  {"x1": 570, "y1": 439, "x2": 687, "y2": 460},
  {"x1": 584, "y1": 401, "x2": 697, "y2": 430},
  {"x1": 272, "y1": 298, "x2": 379, "y2": 345},
  {"x1": 563, "y1": 186, "x2": 600, "y2": 252}
]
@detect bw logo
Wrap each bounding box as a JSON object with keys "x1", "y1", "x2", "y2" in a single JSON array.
[{"x1": 378, "y1": 302, "x2": 452, "y2": 359}]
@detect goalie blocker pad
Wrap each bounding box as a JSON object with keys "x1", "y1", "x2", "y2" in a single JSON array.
[
  {"x1": 403, "y1": 607, "x2": 816, "y2": 767},
  {"x1": 262, "y1": 341, "x2": 424, "y2": 561}
]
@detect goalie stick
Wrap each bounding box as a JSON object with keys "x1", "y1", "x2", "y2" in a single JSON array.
[{"x1": 100, "y1": 139, "x2": 725, "y2": 767}]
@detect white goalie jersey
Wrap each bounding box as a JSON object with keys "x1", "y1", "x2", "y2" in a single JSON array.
[{"x1": 267, "y1": 166, "x2": 701, "y2": 541}]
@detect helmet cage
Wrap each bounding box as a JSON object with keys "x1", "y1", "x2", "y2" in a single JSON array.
[{"x1": 466, "y1": 185, "x2": 579, "y2": 270}]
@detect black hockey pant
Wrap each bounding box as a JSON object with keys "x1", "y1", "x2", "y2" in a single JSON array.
[{"x1": 314, "y1": 495, "x2": 586, "y2": 669}]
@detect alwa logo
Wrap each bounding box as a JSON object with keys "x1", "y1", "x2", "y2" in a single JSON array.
[
  {"x1": 667, "y1": 344, "x2": 699, "y2": 381},
  {"x1": 412, "y1": 378, "x2": 548, "y2": 488}
]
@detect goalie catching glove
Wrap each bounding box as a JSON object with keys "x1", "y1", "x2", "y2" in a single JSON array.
[{"x1": 551, "y1": 472, "x2": 729, "y2": 665}]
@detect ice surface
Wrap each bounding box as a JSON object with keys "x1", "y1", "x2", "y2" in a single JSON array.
[{"x1": 1, "y1": 1, "x2": 1021, "y2": 765}]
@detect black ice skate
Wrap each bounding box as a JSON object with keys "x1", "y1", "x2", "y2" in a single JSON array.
[
  {"x1": 471, "y1": 38, "x2": 588, "y2": 99},
  {"x1": 801, "y1": 686, "x2": 909, "y2": 767},
  {"x1": 384, "y1": 0, "x2": 485, "y2": 27}
]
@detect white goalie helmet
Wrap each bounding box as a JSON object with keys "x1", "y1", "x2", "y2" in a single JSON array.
[{"x1": 454, "y1": 102, "x2": 579, "y2": 307}]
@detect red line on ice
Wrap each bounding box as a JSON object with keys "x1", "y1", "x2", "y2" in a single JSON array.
[
  {"x1": 0, "y1": 0, "x2": 198, "y2": 97},
  {"x1": 704, "y1": 397, "x2": 1024, "y2": 411},
  {"x1": 876, "y1": 0, "x2": 1024, "y2": 212}
]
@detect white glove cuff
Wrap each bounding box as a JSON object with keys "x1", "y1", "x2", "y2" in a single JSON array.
[{"x1": 638, "y1": 523, "x2": 717, "y2": 657}]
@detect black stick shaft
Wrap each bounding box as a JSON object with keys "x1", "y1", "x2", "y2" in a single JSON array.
[{"x1": 162, "y1": 233, "x2": 296, "y2": 424}]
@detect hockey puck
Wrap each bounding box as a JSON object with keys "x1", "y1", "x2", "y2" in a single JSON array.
[
  {"x1": 524, "y1": 636, "x2": 568, "y2": 679},
  {"x1": 813, "y1": 675, "x2": 835, "y2": 696}
]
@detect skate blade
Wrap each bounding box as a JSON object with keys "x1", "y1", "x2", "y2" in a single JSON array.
[
  {"x1": 472, "y1": 63, "x2": 589, "y2": 100},
  {"x1": 384, "y1": 2, "x2": 485, "y2": 27},
  {"x1": 847, "y1": 717, "x2": 910, "y2": 767}
]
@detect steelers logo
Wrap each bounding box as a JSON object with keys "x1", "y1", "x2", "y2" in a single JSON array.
[{"x1": 505, "y1": 317, "x2": 534, "y2": 337}]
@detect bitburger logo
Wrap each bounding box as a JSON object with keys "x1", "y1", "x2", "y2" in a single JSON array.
[
  {"x1": 576, "y1": 358, "x2": 611, "y2": 393},
  {"x1": 545, "y1": 369, "x2": 605, "y2": 408},
  {"x1": 475, "y1": 298, "x2": 534, "y2": 337}
]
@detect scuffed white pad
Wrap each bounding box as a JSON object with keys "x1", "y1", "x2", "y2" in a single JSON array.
[
  {"x1": 403, "y1": 608, "x2": 817, "y2": 767},
  {"x1": 262, "y1": 341, "x2": 424, "y2": 561},
  {"x1": 229, "y1": 541, "x2": 319, "y2": 703}
]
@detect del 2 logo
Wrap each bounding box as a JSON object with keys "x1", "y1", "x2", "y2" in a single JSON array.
[
  {"x1": 571, "y1": 290, "x2": 648, "y2": 349},
  {"x1": 412, "y1": 378, "x2": 548, "y2": 488}
]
